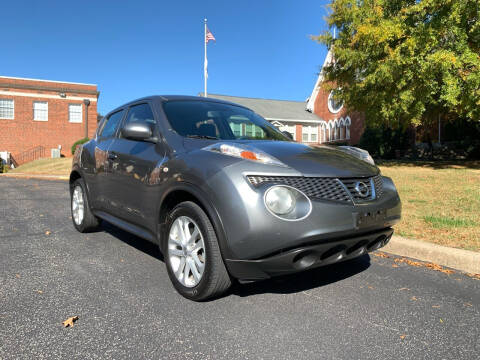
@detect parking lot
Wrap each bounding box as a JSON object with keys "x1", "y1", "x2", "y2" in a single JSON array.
[{"x1": 0, "y1": 177, "x2": 479, "y2": 359}]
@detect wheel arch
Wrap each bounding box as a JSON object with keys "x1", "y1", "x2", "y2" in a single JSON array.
[
  {"x1": 157, "y1": 183, "x2": 231, "y2": 260},
  {"x1": 69, "y1": 169, "x2": 82, "y2": 189}
]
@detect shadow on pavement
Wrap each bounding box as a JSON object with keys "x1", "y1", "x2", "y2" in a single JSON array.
[
  {"x1": 101, "y1": 220, "x2": 370, "y2": 298},
  {"x1": 231, "y1": 255, "x2": 371, "y2": 297},
  {"x1": 101, "y1": 221, "x2": 164, "y2": 262}
]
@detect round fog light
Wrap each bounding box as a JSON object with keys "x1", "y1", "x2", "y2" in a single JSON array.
[{"x1": 265, "y1": 186, "x2": 296, "y2": 215}]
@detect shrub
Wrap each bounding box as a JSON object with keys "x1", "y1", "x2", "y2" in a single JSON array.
[
  {"x1": 359, "y1": 126, "x2": 412, "y2": 159},
  {"x1": 71, "y1": 138, "x2": 89, "y2": 155}
]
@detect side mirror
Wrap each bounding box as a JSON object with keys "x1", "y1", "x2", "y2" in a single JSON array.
[
  {"x1": 121, "y1": 122, "x2": 155, "y2": 142},
  {"x1": 282, "y1": 131, "x2": 294, "y2": 140}
]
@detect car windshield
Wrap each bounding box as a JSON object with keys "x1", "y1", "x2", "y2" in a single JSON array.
[{"x1": 163, "y1": 100, "x2": 290, "y2": 141}]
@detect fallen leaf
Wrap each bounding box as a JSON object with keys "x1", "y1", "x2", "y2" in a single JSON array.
[
  {"x1": 411, "y1": 296, "x2": 417, "y2": 301},
  {"x1": 398, "y1": 287, "x2": 410, "y2": 291},
  {"x1": 368, "y1": 285, "x2": 374, "y2": 289},
  {"x1": 400, "y1": 335, "x2": 407, "y2": 340},
  {"x1": 62, "y1": 316, "x2": 79, "y2": 328},
  {"x1": 392, "y1": 264, "x2": 399, "y2": 268},
  {"x1": 15, "y1": 274, "x2": 20, "y2": 278},
  {"x1": 394, "y1": 258, "x2": 454, "y2": 274},
  {"x1": 45, "y1": 230, "x2": 51, "y2": 235},
  {"x1": 374, "y1": 252, "x2": 390, "y2": 258},
  {"x1": 464, "y1": 303, "x2": 472, "y2": 307},
  {"x1": 432, "y1": 305, "x2": 441, "y2": 308},
  {"x1": 36, "y1": 290, "x2": 43, "y2": 294},
  {"x1": 439, "y1": 318, "x2": 443, "y2": 323}
]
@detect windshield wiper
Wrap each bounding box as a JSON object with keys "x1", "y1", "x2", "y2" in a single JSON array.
[{"x1": 186, "y1": 134, "x2": 219, "y2": 140}]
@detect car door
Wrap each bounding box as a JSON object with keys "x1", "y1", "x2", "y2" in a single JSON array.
[
  {"x1": 106, "y1": 102, "x2": 166, "y2": 231},
  {"x1": 90, "y1": 109, "x2": 126, "y2": 210}
]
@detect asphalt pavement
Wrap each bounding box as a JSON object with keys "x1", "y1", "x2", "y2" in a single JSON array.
[{"x1": 0, "y1": 177, "x2": 479, "y2": 359}]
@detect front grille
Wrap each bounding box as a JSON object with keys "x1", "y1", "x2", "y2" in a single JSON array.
[
  {"x1": 247, "y1": 174, "x2": 383, "y2": 203},
  {"x1": 373, "y1": 175, "x2": 384, "y2": 198},
  {"x1": 247, "y1": 175, "x2": 351, "y2": 202}
]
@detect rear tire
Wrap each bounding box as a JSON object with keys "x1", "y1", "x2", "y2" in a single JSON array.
[
  {"x1": 163, "y1": 201, "x2": 231, "y2": 301},
  {"x1": 70, "y1": 178, "x2": 100, "y2": 233}
]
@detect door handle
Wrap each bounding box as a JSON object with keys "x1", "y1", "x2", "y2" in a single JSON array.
[{"x1": 108, "y1": 152, "x2": 118, "y2": 160}]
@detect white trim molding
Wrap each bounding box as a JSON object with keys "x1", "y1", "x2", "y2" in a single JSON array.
[
  {"x1": 265, "y1": 117, "x2": 324, "y2": 124},
  {"x1": 0, "y1": 90, "x2": 97, "y2": 102},
  {"x1": 0, "y1": 75, "x2": 97, "y2": 87}
]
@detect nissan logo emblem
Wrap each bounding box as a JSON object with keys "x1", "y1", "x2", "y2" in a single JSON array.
[{"x1": 354, "y1": 181, "x2": 370, "y2": 198}]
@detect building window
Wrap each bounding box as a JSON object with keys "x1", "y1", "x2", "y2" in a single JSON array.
[
  {"x1": 33, "y1": 101, "x2": 48, "y2": 121},
  {"x1": 69, "y1": 103, "x2": 83, "y2": 123},
  {"x1": 302, "y1": 125, "x2": 318, "y2": 143},
  {"x1": 345, "y1": 116, "x2": 351, "y2": 140},
  {"x1": 320, "y1": 123, "x2": 327, "y2": 143},
  {"x1": 229, "y1": 122, "x2": 242, "y2": 137},
  {"x1": 328, "y1": 91, "x2": 343, "y2": 114},
  {"x1": 329, "y1": 122, "x2": 335, "y2": 141},
  {"x1": 340, "y1": 119, "x2": 346, "y2": 140},
  {"x1": 0, "y1": 99, "x2": 14, "y2": 119}
]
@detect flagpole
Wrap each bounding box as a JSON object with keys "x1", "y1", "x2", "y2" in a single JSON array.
[{"x1": 204, "y1": 18, "x2": 207, "y2": 97}]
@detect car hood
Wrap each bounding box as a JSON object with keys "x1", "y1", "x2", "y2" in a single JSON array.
[
  {"x1": 183, "y1": 139, "x2": 378, "y2": 177},
  {"x1": 246, "y1": 141, "x2": 378, "y2": 177}
]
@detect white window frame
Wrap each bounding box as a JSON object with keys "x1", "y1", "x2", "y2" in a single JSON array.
[
  {"x1": 69, "y1": 103, "x2": 83, "y2": 123},
  {"x1": 328, "y1": 91, "x2": 343, "y2": 114},
  {"x1": 328, "y1": 122, "x2": 335, "y2": 142},
  {"x1": 33, "y1": 101, "x2": 48, "y2": 121},
  {"x1": 345, "y1": 116, "x2": 351, "y2": 140},
  {"x1": 302, "y1": 125, "x2": 318, "y2": 143},
  {"x1": 340, "y1": 118, "x2": 346, "y2": 140},
  {"x1": 0, "y1": 99, "x2": 14, "y2": 119},
  {"x1": 319, "y1": 123, "x2": 327, "y2": 143}
]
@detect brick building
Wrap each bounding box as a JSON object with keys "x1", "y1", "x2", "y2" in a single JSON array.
[
  {"x1": 305, "y1": 49, "x2": 365, "y2": 145},
  {"x1": 0, "y1": 76, "x2": 99, "y2": 164}
]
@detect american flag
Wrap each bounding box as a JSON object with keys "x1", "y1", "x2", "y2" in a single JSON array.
[{"x1": 205, "y1": 28, "x2": 216, "y2": 43}]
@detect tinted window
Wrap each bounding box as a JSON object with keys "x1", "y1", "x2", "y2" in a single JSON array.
[
  {"x1": 124, "y1": 103, "x2": 156, "y2": 127},
  {"x1": 100, "y1": 110, "x2": 124, "y2": 138},
  {"x1": 163, "y1": 101, "x2": 289, "y2": 141}
]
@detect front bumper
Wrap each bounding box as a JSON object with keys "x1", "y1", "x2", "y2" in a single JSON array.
[{"x1": 226, "y1": 227, "x2": 393, "y2": 280}]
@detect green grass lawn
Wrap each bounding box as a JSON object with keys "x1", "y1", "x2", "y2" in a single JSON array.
[
  {"x1": 9, "y1": 157, "x2": 72, "y2": 175},
  {"x1": 378, "y1": 161, "x2": 480, "y2": 252}
]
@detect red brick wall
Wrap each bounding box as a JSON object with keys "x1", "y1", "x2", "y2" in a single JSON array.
[
  {"x1": 0, "y1": 77, "x2": 98, "y2": 162},
  {"x1": 312, "y1": 86, "x2": 365, "y2": 145}
]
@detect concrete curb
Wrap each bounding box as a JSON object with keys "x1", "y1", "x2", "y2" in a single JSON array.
[
  {"x1": 0, "y1": 173, "x2": 68, "y2": 181},
  {"x1": 384, "y1": 235, "x2": 480, "y2": 274}
]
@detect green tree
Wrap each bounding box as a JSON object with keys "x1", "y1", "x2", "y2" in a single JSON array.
[{"x1": 313, "y1": 0, "x2": 480, "y2": 128}]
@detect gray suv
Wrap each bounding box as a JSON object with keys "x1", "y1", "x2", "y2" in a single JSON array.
[{"x1": 70, "y1": 96, "x2": 401, "y2": 300}]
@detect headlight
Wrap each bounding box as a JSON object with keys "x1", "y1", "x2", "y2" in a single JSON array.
[
  {"x1": 203, "y1": 143, "x2": 287, "y2": 167},
  {"x1": 265, "y1": 186, "x2": 296, "y2": 215},
  {"x1": 263, "y1": 185, "x2": 312, "y2": 221}
]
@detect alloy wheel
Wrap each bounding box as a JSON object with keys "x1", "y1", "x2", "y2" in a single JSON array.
[
  {"x1": 168, "y1": 216, "x2": 206, "y2": 287},
  {"x1": 72, "y1": 185, "x2": 85, "y2": 226}
]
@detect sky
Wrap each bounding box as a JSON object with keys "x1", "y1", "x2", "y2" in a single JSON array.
[{"x1": 1, "y1": 0, "x2": 332, "y2": 115}]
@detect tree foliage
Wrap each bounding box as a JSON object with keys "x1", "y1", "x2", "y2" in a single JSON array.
[{"x1": 313, "y1": 0, "x2": 480, "y2": 128}]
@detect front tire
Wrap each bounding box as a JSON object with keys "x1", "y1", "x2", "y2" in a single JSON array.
[
  {"x1": 70, "y1": 178, "x2": 100, "y2": 233},
  {"x1": 163, "y1": 201, "x2": 231, "y2": 301}
]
